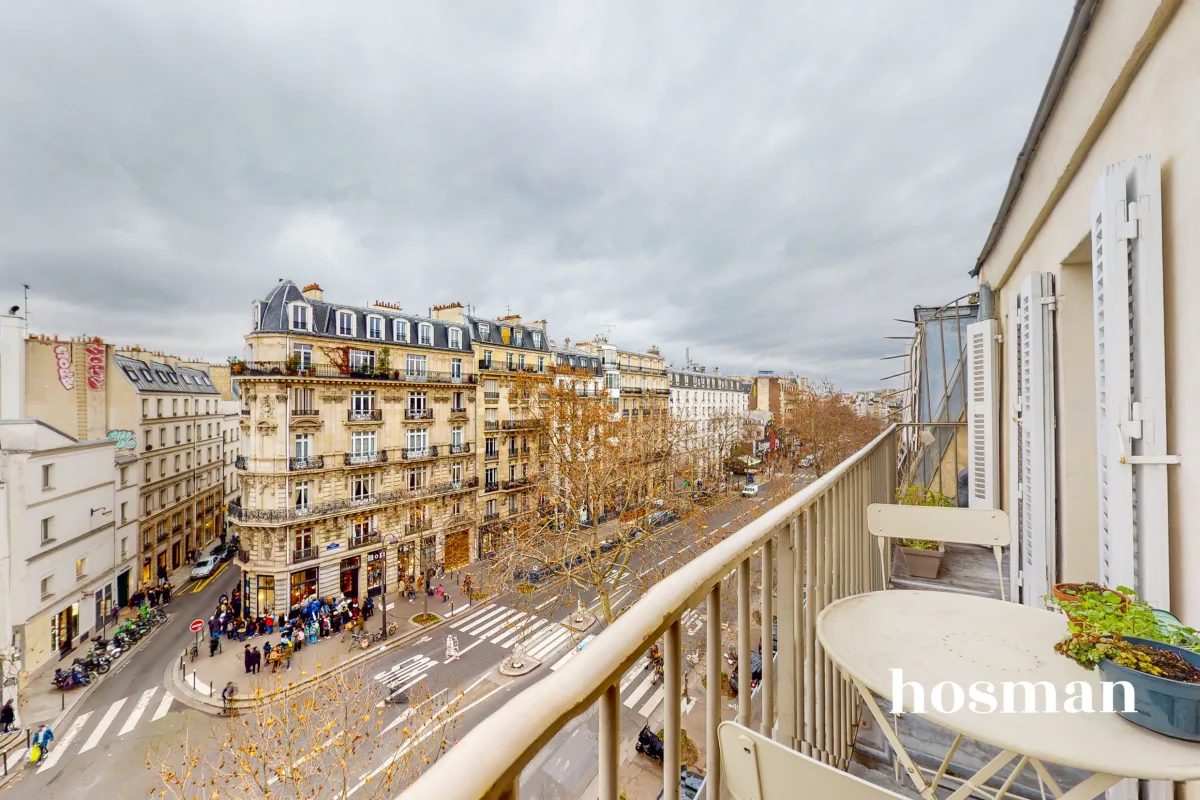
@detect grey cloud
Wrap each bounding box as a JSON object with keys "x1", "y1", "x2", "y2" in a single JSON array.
[{"x1": 0, "y1": 0, "x2": 1071, "y2": 387}]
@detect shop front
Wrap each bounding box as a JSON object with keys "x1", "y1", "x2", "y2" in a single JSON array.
[
  {"x1": 256, "y1": 575, "x2": 276, "y2": 617},
  {"x1": 156, "y1": 551, "x2": 168, "y2": 583},
  {"x1": 445, "y1": 530, "x2": 470, "y2": 569},
  {"x1": 366, "y1": 550, "x2": 385, "y2": 598},
  {"x1": 397, "y1": 544, "x2": 415, "y2": 584},
  {"x1": 290, "y1": 568, "x2": 317, "y2": 608},
  {"x1": 50, "y1": 602, "x2": 80, "y2": 656},
  {"x1": 172, "y1": 541, "x2": 183, "y2": 570},
  {"x1": 117, "y1": 569, "x2": 131, "y2": 607},
  {"x1": 421, "y1": 536, "x2": 437, "y2": 578},
  {"x1": 340, "y1": 556, "x2": 361, "y2": 600}
]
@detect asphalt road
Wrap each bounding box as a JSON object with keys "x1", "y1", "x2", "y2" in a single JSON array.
[{"x1": 0, "y1": 472, "x2": 802, "y2": 799}]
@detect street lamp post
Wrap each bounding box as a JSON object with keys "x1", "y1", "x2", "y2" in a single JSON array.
[{"x1": 382, "y1": 536, "x2": 399, "y2": 639}]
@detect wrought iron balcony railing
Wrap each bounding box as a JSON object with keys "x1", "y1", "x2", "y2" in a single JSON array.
[
  {"x1": 289, "y1": 455, "x2": 325, "y2": 472},
  {"x1": 501, "y1": 478, "x2": 530, "y2": 490},
  {"x1": 292, "y1": 408, "x2": 319, "y2": 417},
  {"x1": 450, "y1": 406, "x2": 468, "y2": 413},
  {"x1": 407, "y1": 519, "x2": 434, "y2": 534},
  {"x1": 501, "y1": 419, "x2": 536, "y2": 430},
  {"x1": 291, "y1": 547, "x2": 318, "y2": 564},
  {"x1": 484, "y1": 421, "x2": 499, "y2": 431},
  {"x1": 448, "y1": 443, "x2": 471, "y2": 455},
  {"x1": 405, "y1": 408, "x2": 434, "y2": 421},
  {"x1": 348, "y1": 530, "x2": 381, "y2": 550},
  {"x1": 401, "y1": 446, "x2": 438, "y2": 460},
  {"x1": 234, "y1": 361, "x2": 476, "y2": 384},
  {"x1": 484, "y1": 451, "x2": 499, "y2": 462},
  {"x1": 227, "y1": 477, "x2": 478, "y2": 525},
  {"x1": 344, "y1": 451, "x2": 387, "y2": 467},
  {"x1": 347, "y1": 408, "x2": 382, "y2": 422},
  {"x1": 484, "y1": 392, "x2": 500, "y2": 402},
  {"x1": 484, "y1": 482, "x2": 500, "y2": 493},
  {"x1": 482, "y1": 512, "x2": 500, "y2": 523}
]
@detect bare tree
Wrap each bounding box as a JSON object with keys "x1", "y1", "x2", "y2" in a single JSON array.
[{"x1": 786, "y1": 380, "x2": 884, "y2": 476}]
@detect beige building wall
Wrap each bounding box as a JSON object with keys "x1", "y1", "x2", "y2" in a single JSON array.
[{"x1": 974, "y1": 1, "x2": 1199, "y2": 634}]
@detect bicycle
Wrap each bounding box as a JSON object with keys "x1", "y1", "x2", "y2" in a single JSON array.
[
  {"x1": 343, "y1": 630, "x2": 372, "y2": 650},
  {"x1": 189, "y1": 641, "x2": 199, "y2": 661}
]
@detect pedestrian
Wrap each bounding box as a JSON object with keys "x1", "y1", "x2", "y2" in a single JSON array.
[
  {"x1": 436, "y1": 583, "x2": 445, "y2": 603},
  {"x1": 1, "y1": 699, "x2": 15, "y2": 733},
  {"x1": 243, "y1": 644, "x2": 253, "y2": 674},
  {"x1": 31, "y1": 724, "x2": 54, "y2": 763},
  {"x1": 251, "y1": 646, "x2": 261, "y2": 674},
  {"x1": 236, "y1": 618, "x2": 247, "y2": 641},
  {"x1": 363, "y1": 596, "x2": 374, "y2": 620},
  {"x1": 111, "y1": 605, "x2": 121, "y2": 626},
  {"x1": 282, "y1": 639, "x2": 293, "y2": 671},
  {"x1": 147, "y1": 586, "x2": 158, "y2": 608},
  {"x1": 209, "y1": 630, "x2": 220, "y2": 658},
  {"x1": 264, "y1": 614, "x2": 274, "y2": 635},
  {"x1": 162, "y1": 582, "x2": 172, "y2": 604}
]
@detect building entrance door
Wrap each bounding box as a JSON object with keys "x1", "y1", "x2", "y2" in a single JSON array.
[
  {"x1": 117, "y1": 569, "x2": 130, "y2": 607},
  {"x1": 340, "y1": 556, "x2": 361, "y2": 600},
  {"x1": 445, "y1": 531, "x2": 469, "y2": 569}
]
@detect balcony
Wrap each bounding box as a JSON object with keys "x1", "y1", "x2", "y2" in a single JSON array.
[
  {"x1": 400, "y1": 445, "x2": 438, "y2": 460},
  {"x1": 228, "y1": 478, "x2": 478, "y2": 526},
  {"x1": 484, "y1": 482, "x2": 500, "y2": 493},
  {"x1": 407, "y1": 519, "x2": 433, "y2": 535},
  {"x1": 450, "y1": 405, "x2": 468, "y2": 414},
  {"x1": 482, "y1": 512, "x2": 500, "y2": 523},
  {"x1": 240, "y1": 408, "x2": 250, "y2": 417},
  {"x1": 501, "y1": 419, "x2": 537, "y2": 430},
  {"x1": 235, "y1": 361, "x2": 475, "y2": 385},
  {"x1": 484, "y1": 392, "x2": 500, "y2": 404},
  {"x1": 447, "y1": 442, "x2": 471, "y2": 455},
  {"x1": 620, "y1": 386, "x2": 644, "y2": 394},
  {"x1": 405, "y1": 408, "x2": 434, "y2": 421},
  {"x1": 347, "y1": 408, "x2": 383, "y2": 422},
  {"x1": 651, "y1": 388, "x2": 672, "y2": 396},
  {"x1": 292, "y1": 408, "x2": 319, "y2": 418},
  {"x1": 484, "y1": 421, "x2": 499, "y2": 431},
  {"x1": 291, "y1": 547, "x2": 318, "y2": 565},
  {"x1": 289, "y1": 455, "x2": 325, "y2": 472},
  {"x1": 348, "y1": 530, "x2": 381, "y2": 550},
  {"x1": 484, "y1": 451, "x2": 499, "y2": 462},
  {"x1": 234, "y1": 455, "x2": 247, "y2": 470},
  {"x1": 156, "y1": 529, "x2": 170, "y2": 543},
  {"x1": 344, "y1": 451, "x2": 388, "y2": 467},
  {"x1": 501, "y1": 478, "x2": 529, "y2": 490},
  {"x1": 478, "y1": 359, "x2": 494, "y2": 371}
]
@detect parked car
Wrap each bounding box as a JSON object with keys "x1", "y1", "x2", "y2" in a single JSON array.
[
  {"x1": 209, "y1": 543, "x2": 230, "y2": 562},
  {"x1": 191, "y1": 556, "x2": 219, "y2": 579},
  {"x1": 729, "y1": 650, "x2": 763, "y2": 695},
  {"x1": 657, "y1": 767, "x2": 705, "y2": 800},
  {"x1": 800, "y1": 455, "x2": 815, "y2": 468},
  {"x1": 647, "y1": 510, "x2": 679, "y2": 528},
  {"x1": 598, "y1": 539, "x2": 619, "y2": 553},
  {"x1": 741, "y1": 484, "x2": 759, "y2": 497}
]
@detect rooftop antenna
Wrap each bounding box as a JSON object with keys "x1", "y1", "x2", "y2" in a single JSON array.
[{"x1": 24, "y1": 284, "x2": 29, "y2": 326}]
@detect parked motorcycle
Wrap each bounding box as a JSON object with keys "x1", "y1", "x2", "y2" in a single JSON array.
[{"x1": 635, "y1": 724, "x2": 664, "y2": 761}]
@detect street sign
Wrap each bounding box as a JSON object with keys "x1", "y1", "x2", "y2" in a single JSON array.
[{"x1": 189, "y1": 619, "x2": 205, "y2": 633}]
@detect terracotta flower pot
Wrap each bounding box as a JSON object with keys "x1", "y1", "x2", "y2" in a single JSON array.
[
  {"x1": 900, "y1": 544, "x2": 945, "y2": 580},
  {"x1": 1051, "y1": 582, "x2": 1130, "y2": 625}
]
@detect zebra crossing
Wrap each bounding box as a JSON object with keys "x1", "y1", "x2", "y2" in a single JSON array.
[
  {"x1": 373, "y1": 654, "x2": 438, "y2": 704},
  {"x1": 26, "y1": 687, "x2": 175, "y2": 772},
  {"x1": 448, "y1": 603, "x2": 576, "y2": 662},
  {"x1": 548, "y1": 646, "x2": 687, "y2": 719}
]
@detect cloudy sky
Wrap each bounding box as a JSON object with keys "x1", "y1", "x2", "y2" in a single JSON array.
[{"x1": 0, "y1": 2, "x2": 1071, "y2": 388}]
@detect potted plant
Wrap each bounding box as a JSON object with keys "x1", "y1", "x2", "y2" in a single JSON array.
[
  {"x1": 228, "y1": 357, "x2": 246, "y2": 375},
  {"x1": 893, "y1": 484, "x2": 954, "y2": 580},
  {"x1": 284, "y1": 354, "x2": 301, "y2": 375},
  {"x1": 1050, "y1": 582, "x2": 1130, "y2": 625}
]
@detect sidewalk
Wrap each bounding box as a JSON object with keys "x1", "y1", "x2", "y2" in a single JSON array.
[{"x1": 172, "y1": 578, "x2": 475, "y2": 710}]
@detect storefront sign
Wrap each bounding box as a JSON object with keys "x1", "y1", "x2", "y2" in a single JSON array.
[
  {"x1": 85, "y1": 343, "x2": 106, "y2": 391},
  {"x1": 53, "y1": 344, "x2": 75, "y2": 389},
  {"x1": 366, "y1": 550, "x2": 385, "y2": 563}
]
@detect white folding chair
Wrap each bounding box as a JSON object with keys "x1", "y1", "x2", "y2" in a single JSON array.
[
  {"x1": 718, "y1": 721, "x2": 909, "y2": 799},
  {"x1": 867, "y1": 504, "x2": 1010, "y2": 600}
]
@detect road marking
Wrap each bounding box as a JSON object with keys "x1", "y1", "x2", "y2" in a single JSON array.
[
  {"x1": 517, "y1": 624, "x2": 562, "y2": 653},
  {"x1": 444, "y1": 638, "x2": 484, "y2": 663},
  {"x1": 191, "y1": 560, "x2": 230, "y2": 593},
  {"x1": 80, "y1": 697, "x2": 127, "y2": 753},
  {"x1": 527, "y1": 629, "x2": 572, "y2": 660},
  {"x1": 677, "y1": 545, "x2": 691, "y2": 554},
  {"x1": 151, "y1": 693, "x2": 174, "y2": 721},
  {"x1": 624, "y1": 672, "x2": 658, "y2": 708},
  {"x1": 444, "y1": 603, "x2": 470, "y2": 618},
  {"x1": 496, "y1": 618, "x2": 547, "y2": 648},
  {"x1": 455, "y1": 606, "x2": 508, "y2": 634},
  {"x1": 37, "y1": 711, "x2": 92, "y2": 772},
  {"x1": 375, "y1": 656, "x2": 432, "y2": 686},
  {"x1": 380, "y1": 661, "x2": 432, "y2": 691},
  {"x1": 118, "y1": 688, "x2": 158, "y2": 736},
  {"x1": 550, "y1": 635, "x2": 595, "y2": 671},
  {"x1": 374, "y1": 654, "x2": 426, "y2": 681},
  {"x1": 477, "y1": 611, "x2": 525, "y2": 639},
  {"x1": 186, "y1": 671, "x2": 212, "y2": 695},
  {"x1": 619, "y1": 658, "x2": 650, "y2": 692},
  {"x1": 533, "y1": 595, "x2": 559, "y2": 611},
  {"x1": 720, "y1": 521, "x2": 732, "y2": 529},
  {"x1": 657, "y1": 558, "x2": 670, "y2": 567},
  {"x1": 638, "y1": 686, "x2": 666, "y2": 717},
  {"x1": 381, "y1": 687, "x2": 449, "y2": 736},
  {"x1": 449, "y1": 602, "x2": 496, "y2": 630},
  {"x1": 380, "y1": 673, "x2": 427, "y2": 705}
]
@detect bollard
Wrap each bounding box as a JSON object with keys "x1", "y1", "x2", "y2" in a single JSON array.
[
  {"x1": 180, "y1": 654, "x2": 184, "y2": 673},
  {"x1": 61, "y1": 692, "x2": 65, "y2": 711},
  {"x1": 450, "y1": 601, "x2": 455, "y2": 617},
  {"x1": 4, "y1": 748, "x2": 8, "y2": 775},
  {"x1": 210, "y1": 681, "x2": 213, "y2": 697}
]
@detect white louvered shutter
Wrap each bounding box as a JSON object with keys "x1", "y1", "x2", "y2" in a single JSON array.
[
  {"x1": 967, "y1": 319, "x2": 999, "y2": 509},
  {"x1": 1011, "y1": 273, "x2": 1058, "y2": 608},
  {"x1": 1091, "y1": 154, "x2": 1170, "y2": 610},
  {"x1": 1007, "y1": 296, "x2": 1022, "y2": 605}
]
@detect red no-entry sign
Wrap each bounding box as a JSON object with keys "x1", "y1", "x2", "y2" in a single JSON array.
[{"x1": 190, "y1": 619, "x2": 205, "y2": 633}]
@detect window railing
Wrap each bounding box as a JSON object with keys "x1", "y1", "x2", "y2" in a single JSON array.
[
  {"x1": 405, "y1": 408, "x2": 434, "y2": 421},
  {"x1": 349, "y1": 530, "x2": 381, "y2": 550},
  {"x1": 401, "y1": 446, "x2": 438, "y2": 460},
  {"x1": 291, "y1": 547, "x2": 318, "y2": 564},
  {"x1": 399, "y1": 425, "x2": 899, "y2": 800},
  {"x1": 156, "y1": 530, "x2": 170, "y2": 543},
  {"x1": 478, "y1": 359, "x2": 494, "y2": 370},
  {"x1": 227, "y1": 478, "x2": 478, "y2": 525},
  {"x1": 621, "y1": 386, "x2": 644, "y2": 394},
  {"x1": 484, "y1": 392, "x2": 500, "y2": 403},
  {"x1": 484, "y1": 421, "x2": 499, "y2": 431},
  {"x1": 448, "y1": 443, "x2": 471, "y2": 455},
  {"x1": 484, "y1": 451, "x2": 499, "y2": 462},
  {"x1": 344, "y1": 451, "x2": 387, "y2": 467},
  {"x1": 407, "y1": 519, "x2": 433, "y2": 534},
  {"x1": 348, "y1": 409, "x2": 382, "y2": 422},
  {"x1": 234, "y1": 455, "x2": 247, "y2": 470},
  {"x1": 450, "y1": 406, "x2": 468, "y2": 413},
  {"x1": 484, "y1": 482, "x2": 500, "y2": 493},
  {"x1": 482, "y1": 512, "x2": 500, "y2": 523},
  {"x1": 292, "y1": 408, "x2": 319, "y2": 417},
  {"x1": 234, "y1": 361, "x2": 476, "y2": 384},
  {"x1": 501, "y1": 419, "x2": 536, "y2": 430},
  {"x1": 289, "y1": 455, "x2": 325, "y2": 472},
  {"x1": 501, "y1": 478, "x2": 529, "y2": 490}
]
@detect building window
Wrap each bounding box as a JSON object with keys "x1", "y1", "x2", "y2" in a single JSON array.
[
  {"x1": 294, "y1": 387, "x2": 315, "y2": 412},
  {"x1": 351, "y1": 474, "x2": 375, "y2": 501},
  {"x1": 160, "y1": 428, "x2": 166, "y2": 446},
  {"x1": 505, "y1": 353, "x2": 514, "y2": 370},
  {"x1": 405, "y1": 354, "x2": 427, "y2": 378},
  {"x1": 407, "y1": 468, "x2": 426, "y2": 491},
  {"x1": 41, "y1": 575, "x2": 53, "y2": 599},
  {"x1": 418, "y1": 323, "x2": 433, "y2": 346},
  {"x1": 452, "y1": 425, "x2": 464, "y2": 446},
  {"x1": 394, "y1": 319, "x2": 409, "y2": 342},
  {"x1": 350, "y1": 390, "x2": 375, "y2": 412},
  {"x1": 537, "y1": 356, "x2": 544, "y2": 372},
  {"x1": 406, "y1": 429, "x2": 429, "y2": 453},
  {"x1": 76, "y1": 558, "x2": 87, "y2": 579},
  {"x1": 41, "y1": 517, "x2": 53, "y2": 544},
  {"x1": 350, "y1": 431, "x2": 377, "y2": 457},
  {"x1": 408, "y1": 392, "x2": 428, "y2": 415},
  {"x1": 295, "y1": 434, "x2": 312, "y2": 459},
  {"x1": 120, "y1": 501, "x2": 128, "y2": 524},
  {"x1": 349, "y1": 349, "x2": 375, "y2": 373},
  {"x1": 485, "y1": 437, "x2": 497, "y2": 457},
  {"x1": 42, "y1": 463, "x2": 54, "y2": 489},
  {"x1": 450, "y1": 462, "x2": 463, "y2": 483},
  {"x1": 449, "y1": 328, "x2": 462, "y2": 349},
  {"x1": 451, "y1": 358, "x2": 462, "y2": 381},
  {"x1": 295, "y1": 482, "x2": 310, "y2": 511},
  {"x1": 291, "y1": 304, "x2": 309, "y2": 330},
  {"x1": 514, "y1": 329, "x2": 524, "y2": 347},
  {"x1": 337, "y1": 311, "x2": 355, "y2": 336},
  {"x1": 294, "y1": 344, "x2": 313, "y2": 370},
  {"x1": 363, "y1": 315, "x2": 382, "y2": 340},
  {"x1": 121, "y1": 537, "x2": 127, "y2": 558},
  {"x1": 257, "y1": 576, "x2": 275, "y2": 617},
  {"x1": 509, "y1": 464, "x2": 517, "y2": 480},
  {"x1": 486, "y1": 499, "x2": 497, "y2": 516},
  {"x1": 175, "y1": 455, "x2": 181, "y2": 472},
  {"x1": 479, "y1": 322, "x2": 490, "y2": 340},
  {"x1": 532, "y1": 331, "x2": 541, "y2": 349},
  {"x1": 120, "y1": 466, "x2": 128, "y2": 486},
  {"x1": 485, "y1": 466, "x2": 497, "y2": 486},
  {"x1": 452, "y1": 391, "x2": 464, "y2": 410}
]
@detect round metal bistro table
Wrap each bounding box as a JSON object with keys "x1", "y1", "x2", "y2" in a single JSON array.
[{"x1": 816, "y1": 590, "x2": 1200, "y2": 800}]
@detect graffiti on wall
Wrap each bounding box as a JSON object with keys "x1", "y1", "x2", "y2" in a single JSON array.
[
  {"x1": 85, "y1": 344, "x2": 106, "y2": 391},
  {"x1": 53, "y1": 344, "x2": 76, "y2": 390},
  {"x1": 107, "y1": 430, "x2": 136, "y2": 452}
]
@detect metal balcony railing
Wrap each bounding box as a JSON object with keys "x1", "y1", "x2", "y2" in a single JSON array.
[
  {"x1": 227, "y1": 477, "x2": 478, "y2": 525},
  {"x1": 400, "y1": 425, "x2": 899, "y2": 800},
  {"x1": 407, "y1": 519, "x2": 433, "y2": 534},
  {"x1": 484, "y1": 421, "x2": 499, "y2": 431},
  {"x1": 405, "y1": 408, "x2": 434, "y2": 421},
  {"x1": 156, "y1": 530, "x2": 170, "y2": 543},
  {"x1": 501, "y1": 419, "x2": 536, "y2": 430},
  {"x1": 234, "y1": 455, "x2": 247, "y2": 470},
  {"x1": 478, "y1": 359, "x2": 494, "y2": 371},
  {"x1": 291, "y1": 547, "x2": 318, "y2": 564},
  {"x1": 234, "y1": 361, "x2": 476, "y2": 384},
  {"x1": 349, "y1": 530, "x2": 381, "y2": 550},
  {"x1": 401, "y1": 445, "x2": 438, "y2": 460},
  {"x1": 484, "y1": 482, "x2": 500, "y2": 493},
  {"x1": 448, "y1": 443, "x2": 471, "y2": 455},
  {"x1": 501, "y1": 478, "x2": 529, "y2": 490},
  {"x1": 289, "y1": 455, "x2": 324, "y2": 472},
  {"x1": 482, "y1": 512, "x2": 500, "y2": 523},
  {"x1": 484, "y1": 451, "x2": 499, "y2": 462},
  {"x1": 484, "y1": 392, "x2": 500, "y2": 403},
  {"x1": 348, "y1": 408, "x2": 382, "y2": 422},
  {"x1": 292, "y1": 408, "x2": 319, "y2": 417},
  {"x1": 344, "y1": 451, "x2": 387, "y2": 467},
  {"x1": 450, "y1": 406, "x2": 468, "y2": 414}
]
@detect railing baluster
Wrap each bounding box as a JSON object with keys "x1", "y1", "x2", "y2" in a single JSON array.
[
  {"x1": 706, "y1": 584, "x2": 722, "y2": 791},
  {"x1": 813, "y1": 495, "x2": 827, "y2": 761},
  {"x1": 599, "y1": 684, "x2": 619, "y2": 800},
  {"x1": 737, "y1": 558, "x2": 752, "y2": 726},
  {"x1": 802, "y1": 508, "x2": 815, "y2": 757},
  {"x1": 776, "y1": 522, "x2": 798, "y2": 748},
  {"x1": 831, "y1": 484, "x2": 843, "y2": 766},
  {"x1": 760, "y1": 537, "x2": 775, "y2": 738},
  {"x1": 663, "y1": 620, "x2": 683, "y2": 800}
]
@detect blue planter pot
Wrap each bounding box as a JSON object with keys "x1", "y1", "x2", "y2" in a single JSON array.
[{"x1": 1098, "y1": 635, "x2": 1200, "y2": 741}]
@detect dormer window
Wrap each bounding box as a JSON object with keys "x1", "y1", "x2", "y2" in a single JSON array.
[
  {"x1": 290, "y1": 304, "x2": 309, "y2": 331},
  {"x1": 252, "y1": 302, "x2": 261, "y2": 330},
  {"x1": 478, "y1": 322, "x2": 490, "y2": 340},
  {"x1": 514, "y1": 329, "x2": 524, "y2": 347},
  {"x1": 449, "y1": 328, "x2": 462, "y2": 349},
  {"x1": 418, "y1": 323, "x2": 433, "y2": 346},
  {"x1": 532, "y1": 331, "x2": 541, "y2": 349},
  {"x1": 337, "y1": 310, "x2": 355, "y2": 336},
  {"x1": 394, "y1": 319, "x2": 409, "y2": 342},
  {"x1": 367, "y1": 315, "x2": 384, "y2": 340}
]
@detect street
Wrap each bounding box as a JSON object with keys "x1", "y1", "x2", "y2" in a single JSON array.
[{"x1": 0, "y1": 472, "x2": 801, "y2": 799}]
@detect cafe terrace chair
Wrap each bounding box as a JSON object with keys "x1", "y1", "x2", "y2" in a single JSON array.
[
  {"x1": 867, "y1": 503, "x2": 1010, "y2": 600},
  {"x1": 718, "y1": 721, "x2": 910, "y2": 799}
]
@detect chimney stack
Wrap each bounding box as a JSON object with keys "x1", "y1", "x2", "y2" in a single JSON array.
[
  {"x1": 301, "y1": 283, "x2": 324, "y2": 302},
  {"x1": 1, "y1": 311, "x2": 27, "y2": 420}
]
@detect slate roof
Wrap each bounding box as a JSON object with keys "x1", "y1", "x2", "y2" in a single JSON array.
[
  {"x1": 552, "y1": 347, "x2": 603, "y2": 371},
  {"x1": 252, "y1": 280, "x2": 474, "y2": 355},
  {"x1": 114, "y1": 355, "x2": 220, "y2": 395},
  {"x1": 668, "y1": 367, "x2": 750, "y2": 392},
  {"x1": 466, "y1": 316, "x2": 550, "y2": 354}
]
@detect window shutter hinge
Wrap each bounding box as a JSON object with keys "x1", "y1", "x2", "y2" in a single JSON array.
[
  {"x1": 1016, "y1": 571, "x2": 1024, "y2": 587},
  {"x1": 994, "y1": 333, "x2": 1004, "y2": 344},
  {"x1": 1121, "y1": 201, "x2": 1140, "y2": 240},
  {"x1": 1040, "y1": 297, "x2": 1057, "y2": 310}
]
